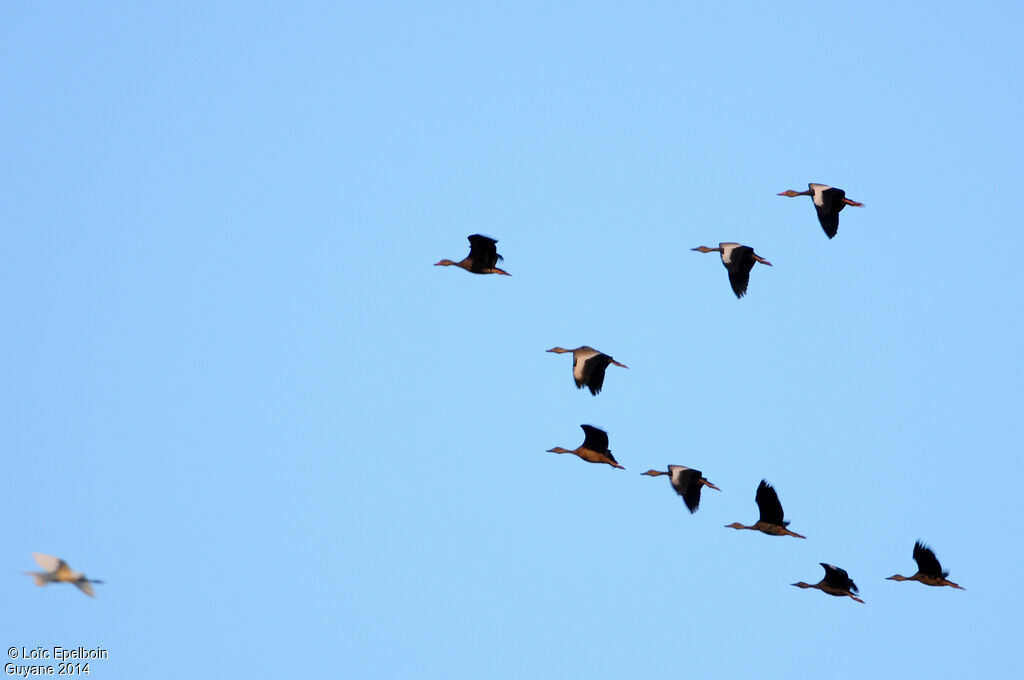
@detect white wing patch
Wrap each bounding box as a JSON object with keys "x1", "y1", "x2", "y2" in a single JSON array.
[
  {"x1": 809, "y1": 183, "x2": 832, "y2": 207},
  {"x1": 719, "y1": 243, "x2": 741, "y2": 265},
  {"x1": 32, "y1": 553, "x2": 61, "y2": 573},
  {"x1": 572, "y1": 347, "x2": 600, "y2": 382},
  {"x1": 667, "y1": 465, "x2": 690, "y2": 485}
]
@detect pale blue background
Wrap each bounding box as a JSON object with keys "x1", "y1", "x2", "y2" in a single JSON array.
[{"x1": 3, "y1": 2, "x2": 1021, "y2": 678}]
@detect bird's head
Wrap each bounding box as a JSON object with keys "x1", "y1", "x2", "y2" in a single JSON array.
[
  {"x1": 546, "y1": 447, "x2": 570, "y2": 454},
  {"x1": 777, "y1": 190, "x2": 804, "y2": 197},
  {"x1": 791, "y1": 581, "x2": 813, "y2": 589},
  {"x1": 640, "y1": 469, "x2": 665, "y2": 477},
  {"x1": 434, "y1": 259, "x2": 456, "y2": 267},
  {"x1": 724, "y1": 522, "x2": 747, "y2": 530},
  {"x1": 691, "y1": 245, "x2": 718, "y2": 253},
  {"x1": 545, "y1": 347, "x2": 569, "y2": 354}
]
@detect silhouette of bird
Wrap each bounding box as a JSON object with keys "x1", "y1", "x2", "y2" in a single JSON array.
[
  {"x1": 887, "y1": 541, "x2": 965, "y2": 590},
  {"x1": 641, "y1": 465, "x2": 720, "y2": 513},
  {"x1": 692, "y1": 243, "x2": 772, "y2": 298},
  {"x1": 792, "y1": 563, "x2": 864, "y2": 603},
  {"x1": 725, "y1": 479, "x2": 805, "y2": 538},
  {"x1": 546, "y1": 346, "x2": 628, "y2": 395},
  {"x1": 434, "y1": 234, "x2": 510, "y2": 275},
  {"x1": 23, "y1": 553, "x2": 103, "y2": 597},
  {"x1": 547, "y1": 425, "x2": 624, "y2": 470},
  {"x1": 778, "y1": 183, "x2": 864, "y2": 239}
]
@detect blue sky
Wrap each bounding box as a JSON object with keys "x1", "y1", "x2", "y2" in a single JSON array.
[{"x1": 3, "y1": 2, "x2": 1022, "y2": 678}]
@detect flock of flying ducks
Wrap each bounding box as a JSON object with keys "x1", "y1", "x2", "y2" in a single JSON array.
[
  {"x1": 435, "y1": 183, "x2": 863, "y2": 298},
  {"x1": 25, "y1": 183, "x2": 962, "y2": 602},
  {"x1": 433, "y1": 182, "x2": 966, "y2": 606}
]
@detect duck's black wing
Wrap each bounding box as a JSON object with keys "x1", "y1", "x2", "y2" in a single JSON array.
[
  {"x1": 755, "y1": 479, "x2": 787, "y2": 525},
  {"x1": 579, "y1": 424, "x2": 609, "y2": 454},
  {"x1": 580, "y1": 353, "x2": 614, "y2": 396},
  {"x1": 675, "y1": 468, "x2": 704, "y2": 513},
  {"x1": 821, "y1": 563, "x2": 858, "y2": 594},
  {"x1": 913, "y1": 541, "x2": 949, "y2": 579},
  {"x1": 466, "y1": 234, "x2": 502, "y2": 272},
  {"x1": 725, "y1": 246, "x2": 757, "y2": 298},
  {"x1": 814, "y1": 188, "x2": 846, "y2": 239}
]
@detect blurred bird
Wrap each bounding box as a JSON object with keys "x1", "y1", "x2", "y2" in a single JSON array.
[
  {"x1": 725, "y1": 479, "x2": 806, "y2": 538},
  {"x1": 641, "y1": 465, "x2": 720, "y2": 513},
  {"x1": 887, "y1": 541, "x2": 965, "y2": 590},
  {"x1": 778, "y1": 183, "x2": 864, "y2": 239},
  {"x1": 434, "y1": 234, "x2": 510, "y2": 275},
  {"x1": 23, "y1": 553, "x2": 103, "y2": 597},
  {"x1": 546, "y1": 346, "x2": 628, "y2": 395},
  {"x1": 792, "y1": 563, "x2": 865, "y2": 603},
  {"x1": 547, "y1": 425, "x2": 624, "y2": 470},
  {"x1": 692, "y1": 243, "x2": 772, "y2": 298}
]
